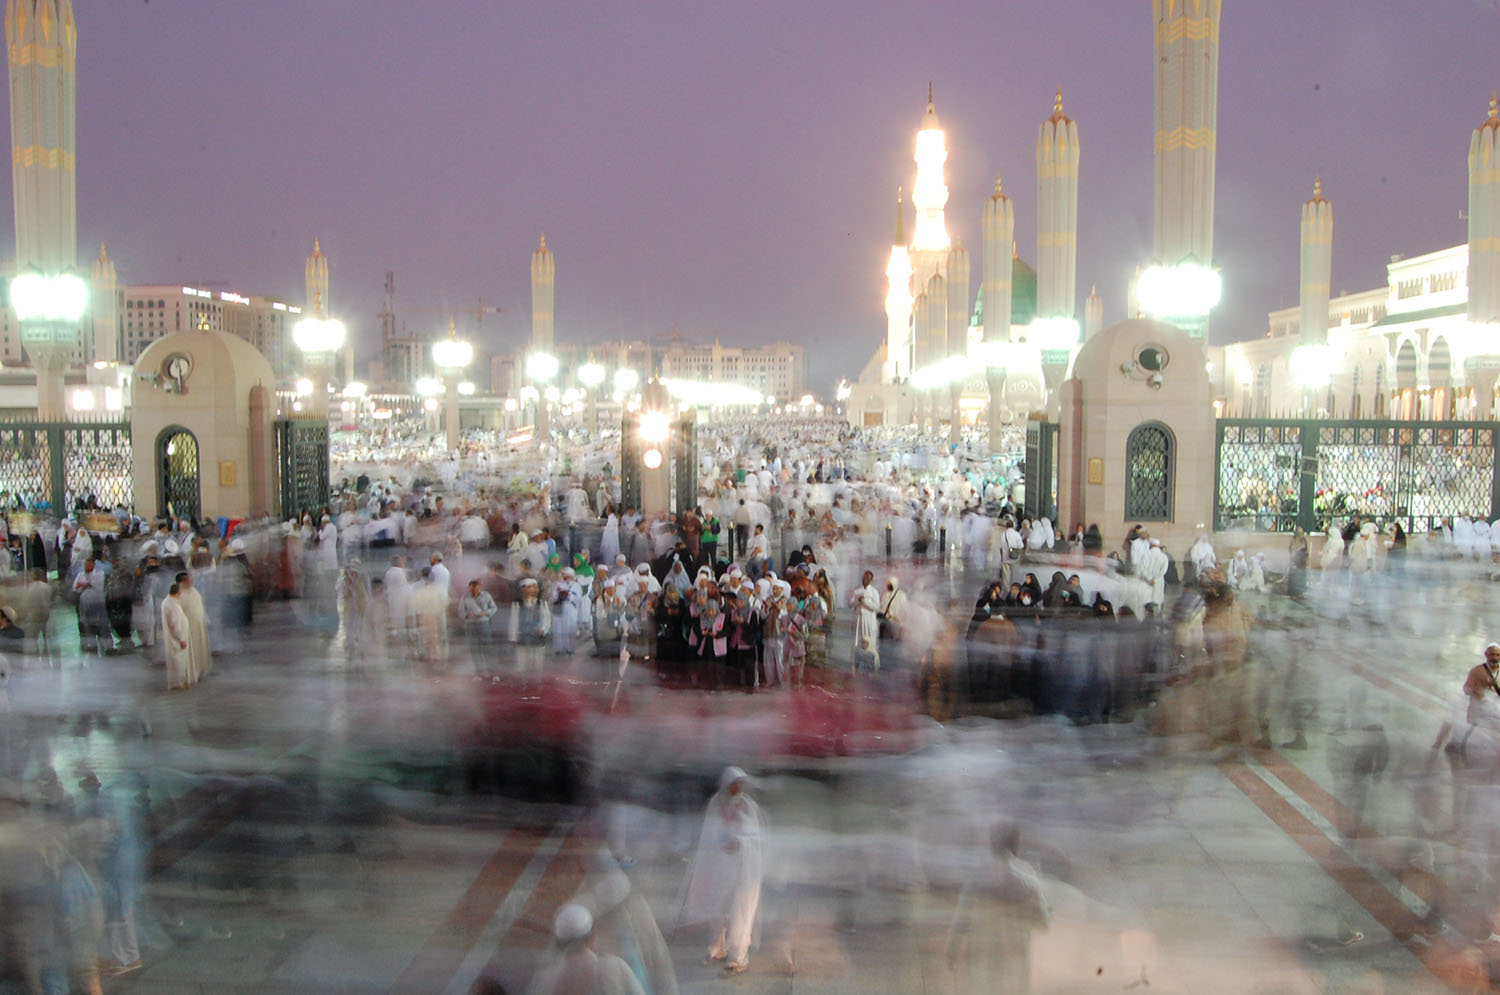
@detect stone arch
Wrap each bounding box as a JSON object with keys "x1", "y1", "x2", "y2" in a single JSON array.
[
  {"x1": 156, "y1": 425, "x2": 201, "y2": 521},
  {"x1": 1124, "y1": 421, "x2": 1174, "y2": 522}
]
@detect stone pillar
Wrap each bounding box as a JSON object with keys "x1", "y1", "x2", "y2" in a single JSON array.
[{"x1": 29, "y1": 341, "x2": 68, "y2": 420}]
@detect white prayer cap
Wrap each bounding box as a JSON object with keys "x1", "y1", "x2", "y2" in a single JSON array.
[
  {"x1": 555, "y1": 900, "x2": 594, "y2": 942},
  {"x1": 614, "y1": 554, "x2": 627, "y2": 566},
  {"x1": 140, "y1": 540, "x2": 159, "y2": 556},
  {"x1": 1487, "y1": 643, "x2": 1500, "y2": 654},
  {"x1": 755, "y1": 579, "x2": 771, "y2": 598},
  {"x1": 164, "y1": 540, "x2": 180, "y2": 555},
  {"x1": 321, "y1": 514, "x2": 331, "y2": 523},
  {"x1": 562, "y1": 567, "x2": 575, "y2": 578},
  {"x1": 1149, "y1": 537, "x2": 1162, "y2": 547},
  {"x1": 520, "y1": 578, "x2": 538, "y2": 588},
  {"x1": 635, "y1": 563, "x2": 649, "y2": 575},
  {"x1": 229, "y1": 539, "x2": 246, "y2": 553}
]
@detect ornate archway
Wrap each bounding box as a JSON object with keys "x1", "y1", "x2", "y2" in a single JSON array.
[
  {"x1": 1125, "y1": 421, "x2": 1174, "y2": 522},
  {"x1": 157, "y1": 426, "x2": 200, "y2": 522}
]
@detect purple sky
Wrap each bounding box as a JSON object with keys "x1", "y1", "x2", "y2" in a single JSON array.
[{"x1": 40, "y1": 1, "x2": 1500, "y2": 393}]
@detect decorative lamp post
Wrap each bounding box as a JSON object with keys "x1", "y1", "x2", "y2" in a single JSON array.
[
  {"x1": 292, "y1": 313, "x2": 347, "y2": 418},
  {"x1": 578, "y1": 361, "x2": 605, "y2": 436},
  {"x1": 11, "y1": 271, "x2": 88, "y2": 420},
  {"x1": 526, "y1": 350, "x2": 559, "y2": 445},
  {"x1": 431, "y1": 319, "x2": 473, "y2": 452}
]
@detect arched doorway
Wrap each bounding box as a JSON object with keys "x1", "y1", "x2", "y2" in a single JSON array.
[
  {"x1": 1124, "y1": 421, "x2": 1174, "y2": 522},
  {"x1": 1395, "y1": 340, "x2": 1418, "y2": 419},
  {"x1": 1429, "y1": 336, "x2": 1453, "y2": 419},
  {"x1": 157, "y1": 427, "x2": 201, "y2": 522}
]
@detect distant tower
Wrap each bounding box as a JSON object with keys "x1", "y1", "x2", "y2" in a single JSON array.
[
  {"x1": 6, "y1": 0, "x2": 76, "y2": 275},
  {"x1": 981, "y1": 175, "x2": 1015, "y2": 449},
  {"x1": 1084, "y1": 284, "x2": 1103, "y2": 339},
  {"x1": 912, "y1": 286, "x2": 930, "y2": 429},
  {"x1": 531, "y1": 233, "x2": 555, "y2": 354},
  {"x1": 910, "y1": 84, "x2": 952, "y2": 290},
  {"x1": 884, "y1": 188, "x2": 914, "y2": 382},
  {"x1": 1036, "y1": 88, "x2": 1079, "y2": 324},
  {"x1": 89, "y1": 242, "x2": 116, "y2": 364},
  {"x1": 379, "y1": 271, "x2": 396, "y2": 346},
  {"x1": 946, "y1": 240, "x2": 970, "y2": 443},
  {"x1": 1470, "y1": 93, "x2": 1500, "y2": 326},
  {"x1": 1299, "y1": 178, "x2": 1333, "y2": 347},
  {"x1": 305, "y1": 238, "x2": 328, "y2": 314},
  {"x1": 1152, "y1": 0, "x2": 1221, "y2": 339}
]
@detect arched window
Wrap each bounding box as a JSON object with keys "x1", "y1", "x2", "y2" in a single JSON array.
[{"x1": 1125, "y1": 422, "x2": 1174, "y2": 522}]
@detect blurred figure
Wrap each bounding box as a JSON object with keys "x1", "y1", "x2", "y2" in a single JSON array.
[
  {"x1": 578, "y1": 857, "x2": 678, "y2": 995},
  {"x1": 161, "y1": 582, "x2": 194, "y2": 689},
  {"x1": 459, "y1": 577, "x2": 498, "y2": 675},
  {"x1": 946, "y1": 823, "x2": 1050, "y2": 995},
  {"x1": 336, "y1": 562, "x2": 376, "y2": 669},
  {"x1": 73, "y1": 556, "x2": 112, "y2": 655},
  {"x1": 851, "y1": 570, "x2": 880, "y2": 672},
  {"x1": 176, "y1": 572, "x2": 211, "y2": 679},
  {"x1": 677, "y1": 766, "x2": 764, "y2": 974},
  {"x1": 526, "y1": 902, "x2": 645, "y2": 995}
]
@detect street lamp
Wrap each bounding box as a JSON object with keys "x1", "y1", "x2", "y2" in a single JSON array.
[
  {"x1": 431, "y1": 319, "x2": 473, "y2": 452},
  {"x1": 292, "y1": 314, "x2": 347, "y2": 418},
  {"x1": 526, "y1": 351, "x2": 559, "y2": 444},
  {"x1": 11, "y1": 270, "x2": 88, "y2": 419}
]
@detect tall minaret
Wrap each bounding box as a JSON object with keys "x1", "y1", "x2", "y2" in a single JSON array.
[
  {"x1": 945, "y1": 240, "x2": 970, "y2": 443},
  {"x1": 912, "y1": 286, "x2": 930, "y2": 429},
  {"x1": 6, "y1": 0, "x2": 76, "y2": 276},
  {"x1": 1299, "y1": 178, "x2": 1333, "y2": 347},
  {"x1": 1036, "y1": 88, "x2": 1080, "y2": 324},
  {"x1": 89, "y1": 243, "x2": 116, "y2": 364},
  {"x1": 981, "y1": 175, "x2": 1014, "y2": 449},
  {"x1": 531, "y1": 233, "x2": 555, "y2": 353},
  {"x1": 1470, "y1": 93, "x2": 1500, "y2": 326},
  {"x1": 884, "y1": 188, "x2": 913, "y2": 382},
  {"x1": 305, "y1": 237, "x2": 328, "y2": 315},
  {"x1": 910, "y1": 84, "x2": 951, "y2": 291},
  {"x1": 1084, "y1": 285, "x2": 1103, "y2": 339},
  {"x1": 1152, "y1": 0, "x2": 1221, "y2": 307}
]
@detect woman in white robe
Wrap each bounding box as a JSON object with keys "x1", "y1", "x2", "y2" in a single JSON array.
[
  {"x1": 677, "y1": 767, "x2": 764, "y2": 974},
  {"x1": 1188, "y1": 534, "x2": 1217, "y2": 580},
  {"x1": 161, "y1": 585, "x2": 194, "y2": 689},
  {"x1": 851, "y1": 572, "x2": 880, "y2": 672},
  {"x1": 600, "y1": 513, "x2": 621, "y2": 566},
  {"x1": 1320, "y1": 526, "x2": 1345, "y2": 575}
]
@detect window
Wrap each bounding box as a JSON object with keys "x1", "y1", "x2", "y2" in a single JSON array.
[
  {"x1": 1397, "y1": 279, "x2": 1422, "y2": 300},
  {"x1": 1124, "y1": 422, "x2": 1173, "y2": 522}
]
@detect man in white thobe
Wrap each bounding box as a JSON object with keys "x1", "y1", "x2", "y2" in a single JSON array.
[
  {"x1": 175, "y1": 572, "x2": 211, "y2": 679},
  {"x1": 161, "y1": 583, "x2": 194, "y2": 689},
  {"x1": 1138, "y1": 537, "x2": 1170, "y2": 611}
]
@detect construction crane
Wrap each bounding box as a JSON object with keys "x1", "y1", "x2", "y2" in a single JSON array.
[{"x1": 411, "y1": 299, "x2": 505, "y2": 333}]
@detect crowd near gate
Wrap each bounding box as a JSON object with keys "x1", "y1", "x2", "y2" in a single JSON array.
[
  {"x1": 1214, "y1": 418, "x2": 1500, "y2": 534},
  {"x1": 0, "y1": 418, "x2": 133, "y2": 513}
]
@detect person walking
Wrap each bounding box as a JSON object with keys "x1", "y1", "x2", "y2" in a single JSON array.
[
  {"x1": 678, "y1": 767, "x2": 765, "y2": 975},
  {"x1": 459, "y1": 578, "x2": 498, "y2": 675}
]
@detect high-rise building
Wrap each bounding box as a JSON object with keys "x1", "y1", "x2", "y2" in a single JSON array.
[
  {"x1": 531, "y1": 233, "x2": 555, "y2": 354},
  {"x1": 122, "y1": 284, "x2": 301, "y2": 376}
]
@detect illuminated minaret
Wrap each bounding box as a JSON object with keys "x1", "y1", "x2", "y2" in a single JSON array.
[
  {"x1": 88, "y1": 242, "x2": 116, "y2": 364},
  {"x1": 1470, "y1": 93, "x2": 1500, "y2": 327},
  {"x1": 912, "y1": 285, "x2": 930, "y2": 429},
  {"x1": 6, "y1": 0, "x2": 75, "y2": 275},
  {"x1": 305, "y1": 238, "x2": 328, "y2": 314},
  {"x1": 945, "y1": 240, "x2": 970, "y2": 443},
  {"x1": 1152, "y1": 0, "x2": 1221, "y2": 277},
  {"x1": 884, "y1": 188, "x2": 914, "y2": 382},
  {"x1": 910, "y1": 84, "x2": 951, "y2": 290},
  {"x1": 981, "y1": 175, "x2": 1014, "y2": 449},
  {"x1": 1084, "y1": 284, "x2": 1103, "y2": 339},
  {"x1": 1036, "y1": 88, "x2": 1079, "y2": 324},
  {"x1": 531, "y1": 233, "x2": 555, "y2": 353},
  {"x1": 1299, "y1": 178, "x2": 1332, "y2": 348}
]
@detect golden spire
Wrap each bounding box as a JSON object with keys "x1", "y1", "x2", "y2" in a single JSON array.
[
  {"x1": 538, "y1": 232, "x2": 547, "y2": 252},
  {"x1": 448, "y1": 316, "x2": 457, "y2": 337},
  {"x1": 894, "y1": 186, "x2": 906, "y2": 245},
  {"x1": 1048, "y1": 87, "x2": 1071, "y2": 124},
  {"x1": 994, "y1": 173, "x2": 1004, "y2": 197},
  {"x1": 311, "y1": 237, "x2": 321, "y2": 256},
  {"x1": 97, "y1": 242, "x2": 106, "y2": 260},
  {"x1": 927, "y1": 80, "x2": 933, "y2": 110},
  {"x1": 1492, "y1": 90, "x2": 1498, "y2": 120},
  {"x1": 313, "y1": 287, "x2": 323, "y2": 315},
  {"x1": 1309, "y1": 175, "x2": 1326, "y2": 203}
]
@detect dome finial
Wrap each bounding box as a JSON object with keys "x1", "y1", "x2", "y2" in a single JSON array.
[
  {"x1": 1491, "y1": 90, "x2": 1498, "y2": 121},
  {"x1": 1314, "y1": 175, "x2": 1322, "y2": 199},
  {"x1": 994, "y1": 173, "x2": 1003, "y2": 197},
  {"x1": 927, "y1": 80, "x2": 933, "y2": 110},
  {"x1": 894, "y1": 186, "x2": 906, "y2": 245},
  {"x1": 312, "y1": 237, "x2": 321, "y2": 255},
  {"x1": 1054, "y1": 87, "x2": 1063, "y2": 115}
]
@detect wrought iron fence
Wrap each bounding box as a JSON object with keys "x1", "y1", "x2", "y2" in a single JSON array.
[
  {"x1": 0, "y1": 420, "x2": 132, "y2": 513},
  {"x1": 276, "y1": 417, "x2": 330, "y2": 518},
  {"x1": 1215, "y1": 418, "x2": 1498, "y2": 534},
  {"x1": 1024, "y1": 420, "x2": 1058, "y2": 520}
]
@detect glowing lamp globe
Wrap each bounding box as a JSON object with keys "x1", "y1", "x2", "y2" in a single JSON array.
[
  {"x1": 639, "y1": 410, "x2": 671, "y2": 444},
  {"x1": 423, "y1": 397, "x2": 439, "y2": 413},
  {"x1": 503, "y1": 397, "x2": 519, "y2": 412},
  {"x1": 543, "y1": 385, "x2": 560, "y2": 403},
  {"x1": 293, "y1": 315, "x2": 347, "y2": 355},
  {"x1": 1136, "y1": 263, "x2": 1223, "y2": 320},
  {"x1": 415, "y1": 376, "x2": 442, "y2": 397},
  {"x1": 432, "y1": 337, "x2": 473, "y2": 371},
  {"x1": 577, "y1": 362, "x2": 606, "y2": 388},
  {"x1": 613, "y1": 368, "x2": 640, "y2": 393},
  {"x1": 1029, "y1": 316, "x2": 1081, "y2": 352},
  {"x1": 457, "y1": 381, "x2": 476, "y2": 396},
  {"x1": 294, "y1": 377, "x2": 314, "y2": 397},
  {"x1": 342, "y1": 381, "x2": 368, "y2": 399},
  {"x1": 1290, "y1": 344, "x2": 1337, "y2": 389},
  {"x1": 526, "y1": 351, "x2": 559, "y2": 383},
  {"x1": 12, "y1": 271, "x2": 88, "y2": 324},
  {"x1": 519, "y1": 385, "x2": 539, "y2": 404},
  {"x1": 642, "y1": 448, "x2": 663, "y2": 470}
]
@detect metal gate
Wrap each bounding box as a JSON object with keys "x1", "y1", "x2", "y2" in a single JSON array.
[
  {"x1": 1214, "y1": 418, "x2": 1498, "y2": 534},
  {"x1": 1024, "y1": 419, "x2": 1058, "y2": 521},
  {"x1": 157, "y1": 427, "x2": 201, "y2": 521},
  {"x1": 0, "y1": 418, "x2": 132, "y2": 514},
  {"x1": 275, "y1": 417, "x2": 330, "y2": 518}
]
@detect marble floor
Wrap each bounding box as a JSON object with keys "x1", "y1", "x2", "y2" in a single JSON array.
[{"x1": 1, "y1": 560, "x2": 1497, "y2": 993}]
